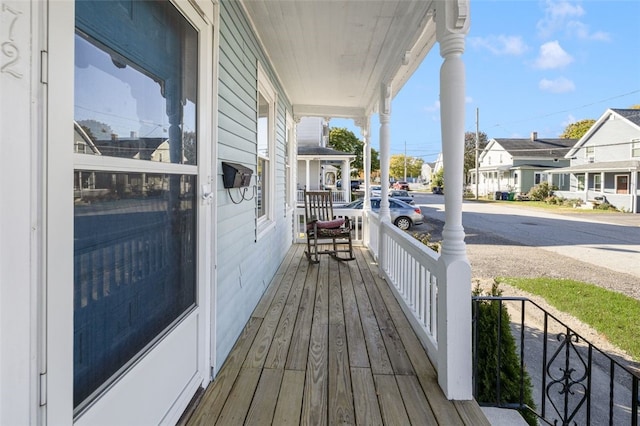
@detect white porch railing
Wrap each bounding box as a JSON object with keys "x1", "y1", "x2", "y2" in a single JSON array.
[
  {"x1": 376, "y1": 220, "x2": 440, "y2": 359},
  {"x1": 296, "y1": 189, "x2": 350, "y2": 206}
]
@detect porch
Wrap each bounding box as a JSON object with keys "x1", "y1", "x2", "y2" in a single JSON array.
[{"x1": 185, "y1": 244, "x2": 488, "y2": 425}]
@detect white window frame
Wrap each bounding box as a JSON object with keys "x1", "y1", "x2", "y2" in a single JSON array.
[
  {"x1": 592, "y1": 174, "x2": 602, "y2": 191},
  {"x1": 585, "y1": 146, "x2": 595, "y2": 163},
  {"x1": 256, "y1": 64, "x2": 276, "y2": 237},
  {"x1": 534, "y1": 172, "x2": 542, "y2": 185},
  {"x1": 632, "y1": 139, "x2": 640, "y2": 158}
]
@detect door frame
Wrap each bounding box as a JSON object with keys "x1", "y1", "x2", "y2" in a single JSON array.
[
  {"x1": 615, "y1": 174, "x2": 629, "y2": 194},
  {"x1": 45, "y1": 1, "x2": 217, "y2": 423}
]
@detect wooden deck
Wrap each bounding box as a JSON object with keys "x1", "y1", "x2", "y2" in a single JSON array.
[{"x1": 186, "y1": 244, "x2": 489, "y2": 425}]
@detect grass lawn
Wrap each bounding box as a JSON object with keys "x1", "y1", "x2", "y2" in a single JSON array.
[
  {"x1": 496, "y1": 277, "x2": 640, "y2": 361},
  {"x1": 465, "y1": 198, "x2": 622, "y2": 214}
]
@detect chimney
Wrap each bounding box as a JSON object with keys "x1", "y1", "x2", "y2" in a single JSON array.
[{"x1": 530, "y1": 131, "x2": 537, "y2": 141}]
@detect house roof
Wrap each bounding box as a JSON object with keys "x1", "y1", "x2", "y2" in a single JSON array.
[
  {"x1": 298, "y1": 146, "x2": 355, "y2": 160},
  {"x1": 612, "y1": 108, "x2": 640, "y2": 127},
  {"x1": 547, "y1": 160, "x2": 640, "y2": 174},
  {"x1": 240, "y1": 1, "x2": 450, "y2": 120},
  {"x1": 567, "y1": 108, "x2": 640, "y2": 158},
  {"x1": 489, "y1": 138, "x2": 577, "y2": 158}
]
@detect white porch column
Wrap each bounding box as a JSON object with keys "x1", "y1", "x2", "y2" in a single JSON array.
[
  {"x1": 357, "y1": 116, "x2": 372, "y2": 246},
  {"x1": 356, "y1": 117, "x2": 372, "y2": 212},
  {"x1": 379, "y1": 83, "x2": 392, "y2": 220},
  {"x1": 378, "y1": 84, "x2": 392, "y2": 272},
  {"x1": 305, "y1": 159, "x2": 311, "y2": 191},
  {"x1": 343, "y1": 159, "x2": 351, "y2": 201},
  {"x1": 631, "y1": 170, "x2": 638, "y2": 213},
  {"x1": 436, "y1": 0, "x2": 472, "y2": 400}
]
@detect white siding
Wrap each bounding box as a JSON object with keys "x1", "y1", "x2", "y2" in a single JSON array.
[{"x1": 215, "y1": 1, "x2": 293, "y2": 371}]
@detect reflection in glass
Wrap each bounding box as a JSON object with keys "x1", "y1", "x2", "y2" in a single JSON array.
[
  {"x1": 73, "y1": 171, "x2": 196, "y2": 407},
  {"x1": 74, "y1": 28, "x2": 197, "y2": 164}
]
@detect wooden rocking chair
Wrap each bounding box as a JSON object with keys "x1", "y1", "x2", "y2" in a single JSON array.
[{"x1": 303, "y1": 190, "x2": 355, "y2": 263}]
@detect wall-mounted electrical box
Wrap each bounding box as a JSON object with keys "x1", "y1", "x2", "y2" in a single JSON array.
[{"x1": 222, "y1": 162, "x2": 253, "y2": 188}]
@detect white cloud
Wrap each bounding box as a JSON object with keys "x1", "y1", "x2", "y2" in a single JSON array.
[
  {"x1": 539, "y1": 77, "x2": 576, "y2": 93},
  {"x1": 566, "y1": 21, "x2": 611, "y2": 41},
  {"x1": 533, "y1": 41, "x2": 574, "y2": 69},
  {"x1": 537, "y1": 0, "x2": 585, "y2": 38},
  {"x1": 468, "y1": 35, "x2": 528, "y2": 56},
  {"x1": 424, "y1": 100, "x2": 440, "y2": 113},
  {"x1": 537, "y1": 0, "x2": 610, "y2": 41}
]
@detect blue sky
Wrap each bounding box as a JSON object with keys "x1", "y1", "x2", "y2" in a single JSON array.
[{"x1": 331, "y1": 0, "x2": 640, "y2": 163}]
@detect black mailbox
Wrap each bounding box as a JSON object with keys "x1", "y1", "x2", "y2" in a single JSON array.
[{"x1": 222, "y1": 162, "x2": 253, "y2": 188}]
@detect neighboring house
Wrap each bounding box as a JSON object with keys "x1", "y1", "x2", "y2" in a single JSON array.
[
  {"x1": 296, "y1": 117, "x2": 355, "y2": 203},
  {"x1": 549, "y1": 108, "x2": 640, "y2": 213},
  {"x1": 469, "y1": 133, "x2": 576, "y2": 197},
  {"x1": 3, "y1": 1, "x2": 473, "y2": 424},
  {"x1": 420, "y1": 161, "x2": 435, "y2": 185}
]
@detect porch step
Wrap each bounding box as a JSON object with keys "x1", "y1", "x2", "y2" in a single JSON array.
[{"x1": 480, "y1": 407, "x2": 528, "y2": 426}]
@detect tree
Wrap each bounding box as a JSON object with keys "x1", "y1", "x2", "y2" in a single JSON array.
[
  {"x1": 464, "y1": 131, "x2": 488, "y2": 180},
  {"x1": 329, "y1": 127, "x2": 379, "y2": 178},
  {"x1": 432, "y1": 167, "x2": 444, "y2": 189},
  {"x1": 389, "y1": 154, "x2": 423, "y2": 180},
  {"x1": 560, "y1": 119, "x2": 596, "y2": 140}
]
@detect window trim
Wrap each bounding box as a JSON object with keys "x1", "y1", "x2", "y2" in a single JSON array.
[
  {"x1": 256, "y1": 63, "x2": 277, "y2": 237},
  {"x1": 632, "y1": 139, "x2": 640, "y2": 158}
]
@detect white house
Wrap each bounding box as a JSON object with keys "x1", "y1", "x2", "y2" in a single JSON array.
[
  {"x1": 550, "y1": 108, "x2": 640, "y2": 213},
  {"x1": 469, "y1": 133, "x2": 576, "y2": 197},
  {"x1": 296, "y1": 117, "x2": 355, "y2": 204},
  {"x1": 1, "y1": 0, "x2": 473, "y2": 424}
]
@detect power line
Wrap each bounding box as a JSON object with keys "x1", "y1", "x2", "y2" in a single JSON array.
[{"x1": 482, "y1": 90, "x2": 640, "y2": 130}]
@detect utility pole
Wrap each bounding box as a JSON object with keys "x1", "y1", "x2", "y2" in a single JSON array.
[
  {"x1": 404, "y1": 140, "x2": 407, "y2": 181},
  {"x1": 475, "y1": 107, "x2": 479, "y2": 200}
]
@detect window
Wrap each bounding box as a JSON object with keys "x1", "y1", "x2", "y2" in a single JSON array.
[
  {"x1": 74, "y1": 1, "x2": 197, "y2": 410},
  {"x1": 577, "y1": 174, "x2": 585, "y2": 191},
  {"x1": 534, "y1": 173, "x2": 542, "y2": 185},
  {"x1": 514, "y1": 172, "x2": 518, "y2": 185},
  {"x1": 593, "y1": 174, "x2": 601, "y2": 191},
  {"x1": 585, "y1": 146, "x2": 595, "y2": 163},
  {"x1": 256, "y1": 66, "x2": 276, "y2": 231},
  {"x1": 632, "y1": 140, "x2": 640, "y2": 158}
]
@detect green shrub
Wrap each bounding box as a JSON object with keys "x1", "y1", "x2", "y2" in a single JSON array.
[
  {"x1": 412, "y1": 232, "x2": 440, "y2": 253},
  {"x1": 595, "y1": 201, "x2": 618, "y2": 211},
  {"x1": 473, "y1": 281, "x2": 537, "y2": 425},
  {"x1": 527, "y1": 181, "x2": 556, "y2": 201}
]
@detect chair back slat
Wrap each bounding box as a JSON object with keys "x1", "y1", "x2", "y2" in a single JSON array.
[{"x1": 304, "y1": 191, "x2": 334, "y2": 222}]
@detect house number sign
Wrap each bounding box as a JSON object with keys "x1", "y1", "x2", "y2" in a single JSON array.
[{"x1": 1, "y1": 2, "x2": 23, "y2": 79}]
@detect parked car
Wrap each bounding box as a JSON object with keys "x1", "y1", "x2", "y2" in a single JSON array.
[
  {"x1": 393, "y1": 181, "x2": 409, "y2": 190},
  {"x1": 389, "y1": 189, "x2": 414, "y2": 204},
  {"x1": 336, "y1": 179, "x2": 362, "y2": 191},
  {"x1": 336, "y1": 197, "x2": 423, "y2": 230},
  {"x1": 369, "y1": 185, "x2": 382, "y2": 197}
]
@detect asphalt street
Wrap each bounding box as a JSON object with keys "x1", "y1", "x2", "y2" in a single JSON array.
[{"x1": 410, "y1": 193, "x2": 640, "y2": 279}]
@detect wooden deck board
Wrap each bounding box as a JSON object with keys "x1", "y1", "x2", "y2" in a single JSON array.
[{"x1": 187, "y1": 245, "x2": 488, "y2": 425}]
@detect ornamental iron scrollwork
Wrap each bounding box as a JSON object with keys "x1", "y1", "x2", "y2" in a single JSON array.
[{"x1": 545, "y1": 330, "x2": 589, "y2": 425}]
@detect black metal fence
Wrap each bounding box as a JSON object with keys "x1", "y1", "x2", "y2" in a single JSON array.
[{"x1": 472, "y1": 296, "x2": 640, "y2": 426}]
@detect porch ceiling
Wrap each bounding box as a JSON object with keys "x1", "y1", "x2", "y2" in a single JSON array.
[{"x1": 241, "y1": 0, "x2": 437, "y2": 120}]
